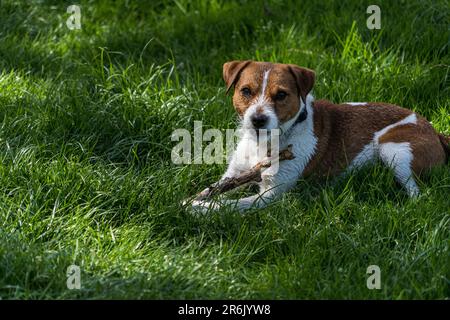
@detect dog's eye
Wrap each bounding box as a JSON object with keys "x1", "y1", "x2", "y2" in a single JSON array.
[
  {"x1": 275, "y1": 91, "x2": 287, "y2": 101},
  {"x1": 241, "y1": 87, "x2": 252, "y2": 98}
]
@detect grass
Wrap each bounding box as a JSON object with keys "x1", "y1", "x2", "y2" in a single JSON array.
[{"x1": 0, "y1": 0, "x2": 449, "y2": 299}]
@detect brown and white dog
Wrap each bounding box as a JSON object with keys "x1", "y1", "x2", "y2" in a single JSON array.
[{"x1": 191, "y1": 60, "x2": 449, "y2": 212}]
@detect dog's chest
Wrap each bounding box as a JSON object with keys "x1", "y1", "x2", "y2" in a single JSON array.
[
  {"x1": 233, "y1": 134, "x2": 269, "y2": 170},
  {"x1": 233, "y1": 123, "x2": 318, "y2": 178}
]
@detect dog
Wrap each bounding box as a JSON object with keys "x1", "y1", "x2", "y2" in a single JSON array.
[{"x1": 190, "y1": 60, "x2": 449, "y2": 212}]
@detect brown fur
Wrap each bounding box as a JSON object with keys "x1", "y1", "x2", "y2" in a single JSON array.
[
  {"x1": 303, "y1": 101, "x2": 447, "y2": 177},
  {"x1": 223, "y1": 60, "x2": 448, "y2": 180},
  {"x1": 377, "y1": 118, "x2": 447, "y2": 174},
  {"x1": 223, "y1": 61, "x2": 314, "y2": 122}
]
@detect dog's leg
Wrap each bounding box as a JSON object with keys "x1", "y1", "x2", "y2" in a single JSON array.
[
  {"x1": 378, "y1": 142, "x2": 419, "y2": 197},
  {"x1": 191, "y1": 160, "x2": 300, "y2": 213},
  {"x1": 191, "y1": 182, "x2": 295, "y2": 212},
  {"x1": 190, "y1": 128, "x2": 305, "y2": 212},
  {"x1": 190, "y1": 153, "x2": 256, "y2": 212},
  {"x1": 376, "y1": 121, "x2": 447, "y2": 198},
  {"x1": 194, "y1": 148, "x2": 251, "y2": 197},
  {"x1": 191, "y1": 193, "x2": 269, "y2": 212}
]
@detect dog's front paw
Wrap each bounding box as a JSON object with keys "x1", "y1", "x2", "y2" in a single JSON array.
[
  {"x1": 182, "y1": 198, "x2": 215, "y2": 215},
  {"x1": 191, "y1": 200, "x2": 213, "y2": 213}
]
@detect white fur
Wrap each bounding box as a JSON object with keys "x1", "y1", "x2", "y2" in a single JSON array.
[
  {"x1": 379, "y1": 142, "x2": 419, "y2": 197},
  {"x1": 374, "y1": 113, "x2": 417, "y2": 142},
  {"x1": 346, "y1": 102, "x2": 368, "y2": 106},
  {"x1": 347, "y1": 143, "x2": 376, "y2": 171},
  {"x1": 257, "y1": 69, "x2": 270, "y2": 104}
]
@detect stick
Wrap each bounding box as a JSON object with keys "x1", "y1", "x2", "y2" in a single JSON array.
[{"x1": 193, "y1": 145, "x2": 295, "y2": 201}]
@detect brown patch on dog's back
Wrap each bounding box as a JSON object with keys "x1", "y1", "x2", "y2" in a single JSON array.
[
  {"x1": 303, "y1": 101, "x2": 416, "y2": 176},
  {"x1": 377, "y1": 117, "x2": 447, "y2": 174}
]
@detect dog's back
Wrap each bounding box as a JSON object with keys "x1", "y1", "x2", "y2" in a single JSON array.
[{"x1": 303, "y1": 100, "x2": 447, "y2": 179}]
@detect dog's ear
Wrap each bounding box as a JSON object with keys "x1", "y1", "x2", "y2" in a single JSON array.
[
  {"x1": 287, "y1": 65, "x2": 315, "y2": 103},
  {"x1": 223, "y1": 60, "x2": 252, "y2": 94}
]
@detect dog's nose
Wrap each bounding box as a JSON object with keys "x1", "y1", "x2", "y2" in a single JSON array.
[{"x1": 251, "y1": 114, "x2": 268, "y2": 128}]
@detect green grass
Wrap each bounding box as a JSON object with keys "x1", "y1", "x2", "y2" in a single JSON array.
[{"x1": 0, "y1": 0, "x2": 449, "y2": 299}]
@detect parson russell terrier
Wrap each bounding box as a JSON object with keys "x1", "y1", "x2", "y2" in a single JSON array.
[{"x1": 190, "y1": 60, "x2": 450, "y2": 212}]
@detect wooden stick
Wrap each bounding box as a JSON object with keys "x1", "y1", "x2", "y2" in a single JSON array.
[{"x1": 193, "y1": 145, "x2": 295, "y2": 201}]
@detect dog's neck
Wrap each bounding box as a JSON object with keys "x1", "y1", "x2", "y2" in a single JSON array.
[{"x1": 280, "y1": 94, "x2": 315, "y2": 138}]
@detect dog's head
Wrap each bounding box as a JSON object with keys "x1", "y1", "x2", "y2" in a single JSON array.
[{"x1": 223, "y1": 60, "x2": 315, "y2": 132}]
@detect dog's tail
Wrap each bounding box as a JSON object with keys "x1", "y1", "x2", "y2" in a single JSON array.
[{"x1": 438, "y1": 133, "x2": 450, "y2": 163}]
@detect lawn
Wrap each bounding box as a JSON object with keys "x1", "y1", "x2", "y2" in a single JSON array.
[{"x1": 0, "y1": 0, "x2": 449, "y2": 299}]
